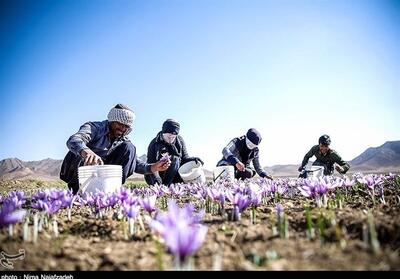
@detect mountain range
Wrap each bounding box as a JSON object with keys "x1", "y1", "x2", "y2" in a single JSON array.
[{"x1": 1, "y1": 141, "x2": 399, "y2": 180}]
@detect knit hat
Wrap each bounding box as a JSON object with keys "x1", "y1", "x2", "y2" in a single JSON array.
[
  {"x1": 107, "y1": 104, "x2": 135, "y2": 127},
  {"x1": 246, "y1": 128, "x2": 262, "y2": 145},
  {"x1": 162, "y1": 119, "x2": 180, "y2": 135}
]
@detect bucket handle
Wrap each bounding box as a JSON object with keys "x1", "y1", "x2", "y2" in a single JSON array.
[
  {"x1": 73, "y1": 172, "x2": 98, "y2": 198},
  {"x1": 213, "y1": 168, "x2": 227, "y2": 182},
  {"x1": 69, "y1": 172, "x2": 98, "y2": 211}
]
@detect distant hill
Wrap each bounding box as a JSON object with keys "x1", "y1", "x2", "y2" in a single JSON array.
[
  {"x1": 1, "y1": 141, "x2": 399, "y2": 180},
  {"x1": 264, "y1": 164, "x2": 299, "y2": 177},
  {"x1": 349, "y1": 141, "x2": 400, "y2": 172},
  {"x1": 0, "y1": 158, "x2": 59, "y2": 180}
]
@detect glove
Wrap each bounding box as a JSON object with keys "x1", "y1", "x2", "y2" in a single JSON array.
[
  {"x1": 193, "y1": 157, "x2": 204, "y2": 165},
  {"x1": 298, "y1": 166, "x2": 304, "y2": 172}
]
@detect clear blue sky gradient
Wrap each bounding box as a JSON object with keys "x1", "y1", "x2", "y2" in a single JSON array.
[{"x1": 0, "y1": 0, "x2": 399, "y2": 168}]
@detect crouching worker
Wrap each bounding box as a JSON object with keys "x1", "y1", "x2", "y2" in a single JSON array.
[
  {"x1": 298, "y1": 134, "x2": 350, "y2": 176},
  {"x1": 145, "y1": 119, "x2": 204, "y2": 186},
  {"x1": 60, "y1": 104, "x2": 170, "y2": 194},
  {"x1": 217, "y1": 128, "x2": 273, "y2": 180}
]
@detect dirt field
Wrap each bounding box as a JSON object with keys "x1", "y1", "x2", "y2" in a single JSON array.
[{"x1": 0, "y1": 177, "x2": 399, "y2": 271}]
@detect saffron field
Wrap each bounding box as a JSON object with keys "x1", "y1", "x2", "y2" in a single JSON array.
[{"x1": 1, "y1": 174, "x2": 399, "y2": 270}]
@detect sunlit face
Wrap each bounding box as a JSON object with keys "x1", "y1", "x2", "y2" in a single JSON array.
[
  {"x1": 319, "y1": 144, "x2": 330, "y2": 155},
  {"x1": 109, "y1": 121, "x2": 130, "y2": 139}
]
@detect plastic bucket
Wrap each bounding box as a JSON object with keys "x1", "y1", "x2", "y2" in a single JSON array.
[
  {"x1": 307, "y1": 166, "x2": 324, "y2": 178},
  {"x1": 213, "y1": 166, "x2": 235, "y2": 182},
  {"x1": 78, "y1": 165, "x2": 122, "y2": 194},
  {"x1": 178, "y1": 161, "x2": 206, "y2": 184}
]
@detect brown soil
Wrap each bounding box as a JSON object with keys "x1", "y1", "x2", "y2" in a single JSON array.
[{"x1": 1, "y1": 180, "x2": 399, "y2": 271}]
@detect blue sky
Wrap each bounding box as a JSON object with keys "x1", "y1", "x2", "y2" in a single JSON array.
[{"x1": 0, "y1": 0, "x2": 399, "y2": 168}]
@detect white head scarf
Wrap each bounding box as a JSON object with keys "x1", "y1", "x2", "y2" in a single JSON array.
[{"x1": 107, "y1": 104, "x2": 135, "y2": 135}]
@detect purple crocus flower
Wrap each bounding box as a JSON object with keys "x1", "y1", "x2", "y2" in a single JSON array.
[
  {"x1": 226, "y1": 191, "x2": 251, "y2": 212},
  {"x1": 341, "y1": 177, "x2": 355, "y2": 188},
  {"x1": 386, "y1": 173, "x2": 398, "y2": 181},
  {"x1": 151, "y1": 200, "x2": 205, "y2": 234},
  {"x1": 276, "y1": 203, "x2": 284, "y2": 218},
  {"x1": 6, "y1": 191, "x2": 26, "y2": 208},
  {"x1": 49, "y1": 189, "x2": 65, "y2": 200},
  {"x1": 0, "y1": 201, "x2": 26, "y2": 227},
  {"x1": 318, "y1": 176, "x2": 339, "y2": 191},
  {"x1": 182, "y1": 203, "x2": 205, "y2": 224},
  {"x1": 116, "y1": 187, "x2": 131, "y2": 202},
  {"x1": 132, "y1": 188, "x2": 143, "y2": 196},
  {"x1": 60, "y1": 192, "x2": 74, "y2": 208},
  {"x1": 107, "y1": 193, "x2": 120, "y2": 208},
  {"x1": 123, "y1": 203, "x2": 140, "y2": 219},
  {"x1": 357, "y1": 175, "x2": 383, "y2": 191},
  {"x1": 299, "y1": 183, "x2": 315, "y2": 198},
  {"x1": 299, "y1": 179, "x2": 331, "y2": 207},
  {"x1": 226, "y1": 191, "x2": 251, "y2": 221},
  {"x1": 164, "y1": 224, "x2": 208, "y2": 263},
  {"x1": 160, "y1": 186, "x2": 171, "y2": 196},
  {"x1": 139, "y1": 195, "x2": 157, "y2": 214},
  {"x1": 45, "y1": 200, "x2": 62, "y2": 215},
  {"x1": 31, "y1": 200, "x2": 49, "y2": 211},
  {"x1": 207, "y1": 188, "x2": 226, "y2": 208},
  {"x1": 149, "y1": 185, "x2": 165, "y2": 198},
  {"x1": 81, "y1": 192, "x2": 95, "y2": 206},
  {"x1": 150, "y1": 200, "x2": 207, "y2": 263},
  {"x1": 267, "y1": 182, "x2": 287, "y2": 196},
  {"x1": 32, "y1": 190, "x2": 49, "y2": 201},
  {"x1": 250, "y1": 193, "x2": 262, "y2": 207},
  {"x1": 8, "y1": 191, "x2": 26, "y2": 201},
  {"x1": 170, "y1": 185, "x2": 185, "y2": 196},
  {"x1": 193, "y1": 187, "x2": 208, "y2": 200},
  {"x1": 124, "y1": 195, "x2": 139, "y2": 206},
  {"x1": 94, "y1": 192, "x2": 110, "y2": 210}
]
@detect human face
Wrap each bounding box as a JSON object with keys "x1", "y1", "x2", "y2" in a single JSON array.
[
  {"x1": 246, "y1": 137, "x2": 258, "y2": 150},
  {"x1": 319, "y1": 144, "x2": 330, "y2": 155},
  {"x1": 162, "y1": 133, "x2": 177, "y2": 144},
  {"x1": 109, "y1": 121, "x2": 130, "y2": 140}
]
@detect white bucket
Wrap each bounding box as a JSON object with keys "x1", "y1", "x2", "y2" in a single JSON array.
[
  {"x1": 213, "y1": 166, "x2": 235, "y2": 182},
  {"x1": 78, "y1": 165, "x2": 122, "y2": 194},
  {"x1": 178, "y1": 161, "x2": 206, "y2": 184},
  {"x1": 307, "y1": 166, "x2": 324, "y2": 178}
]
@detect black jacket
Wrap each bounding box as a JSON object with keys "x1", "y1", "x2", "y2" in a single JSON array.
[{"x1": 147, "y1": 132, "x2": 194, "y2": 164}]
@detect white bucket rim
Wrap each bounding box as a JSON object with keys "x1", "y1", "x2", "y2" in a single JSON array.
[
  {"x1": 178, "y1": 161, "x2": 205, "y2": 182},
  {"x1": 79, "y1": 174, "x2": 122, "y2": 178},
  {"x1": 79, "y1": 172, "x2": 122, "y2": 175},
  {"x1": 78, "y1": 170, "x2": 122, "y2": 173},
  {"x1": 78, "y1": 165, "x2": 122, "y2": 170}
]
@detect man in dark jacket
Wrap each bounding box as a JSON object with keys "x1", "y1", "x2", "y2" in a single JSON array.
[
  {"x1": 60, "y1": 104, "x2": 170, "y2": 194},
  {"x1": 145, "y1": 119, "x2": 204, "y2": 186},
  {"x1": 298, "y1": 134, "x2": 350, "y2": 176},
  {"x1": 217, "y1": 128, "x2": 273, "y2": 180}
]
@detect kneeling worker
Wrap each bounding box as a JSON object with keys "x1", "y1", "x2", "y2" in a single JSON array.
[{"x1": 217, "y1": 128, "x2": 273, "y2": 180}]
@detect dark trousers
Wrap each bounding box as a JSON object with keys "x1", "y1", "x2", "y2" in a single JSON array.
[
  {"x1": 145, "y1": 156, "x2": 183, "y2": 186},
  {"x1": 60, "y1": 142, "x2": 136, "y2": 194},
  {"x1": 313, "y1": 160, "x2": 334, "y2": 175}
]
